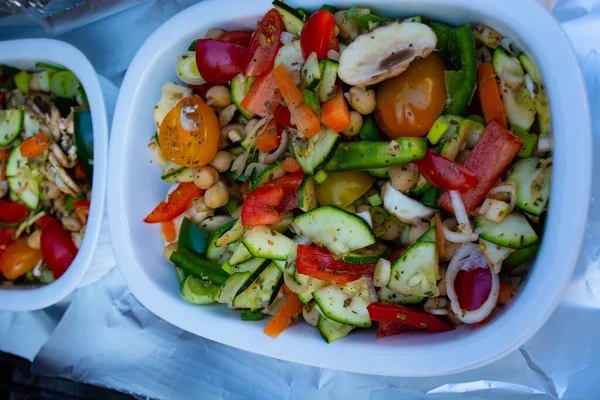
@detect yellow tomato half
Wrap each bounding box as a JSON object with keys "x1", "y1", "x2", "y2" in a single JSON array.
[
  {"x1": 317, "y1": 171, "x2": 375, "y2": 208},
  {"x1": 158, "y1": 96, "x2": 219, "y2": 167}
]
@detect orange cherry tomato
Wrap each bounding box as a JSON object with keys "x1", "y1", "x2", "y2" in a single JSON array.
[
  {"x1": 0, "y1": 237, "x2": 43, "y2": 280},
  {"x1": 158, "y1": 96, "x2": 219, "y2": 167},
  {"x1": 375, "y1": 54, "x2": 446, "y2": 138}
]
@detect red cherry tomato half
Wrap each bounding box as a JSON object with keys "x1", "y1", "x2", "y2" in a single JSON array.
[
  {"x1": 300, "y1": 10, "x2": 339, "y2": 60},
  {"x1": 195, "y1": 39, "x2": 250, "y2": 84},
  {"x1": 219, "y1": 30, "x2": 253, "y2": 47},
  {"x1": 40, "y1": 219, "x2": 78, "y2": 279},
  {"x1": 455, "y1": 267, "x2": 493, "y2": 311},
  {"x1": 241, "y1": 185, "x2": 284, "y2": 226},
  {"x1": 245, "y1": 9, "x2": 283, "y2": 78},
  {"x1": 0, "y1": 199, "x2": 28, "y2": 224},
  {"x1": 413, "y1": 149, "x2": 479, "y2": 191},
  {"x1": 262, "y1": 172, "x2": 304, "y2": 212}
]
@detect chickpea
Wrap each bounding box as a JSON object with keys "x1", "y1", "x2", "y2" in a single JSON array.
[
  {"x1": 27, "y1": 230, "x2": 42, "y2": 250},
  {"x1": 219, "y1": 104, "x2": 237, "y2": 127},
  {"x1": 379, "y1": 220, "x2": 403, "y2": 241},
  {"x1": 348, "y1": 87, "x2": 376, "y2": 115},
  {"x1": 334, "y1": 10, "x2": 359, "y2": 40},
  {"x1": 204, "y1": 181, "x2": 230, "y2": 209},
  {"x1": 164, "y1": 243, "x2": 178, "y2": 262},
  {"x1": 210, "y1": 151, "x2": 233, "y2": 173},
  {"x1": 42, "y1": 180, "x2": 61, "y2": 200},
  {"x1": 389, "y1": 164, "x2": 418, "y2": 193},
  {"x1": 206, "y1": 85, "x2": 231, "y2": 109},
  {"x1": 193, "y1": 196, "x2": 211, "y2": 213},
  {"x1": 205, "y1": 28, "x2": 224, "y2": 40},
  {"x1": 193, "y1": 166, "x2": 219, "y2": 189},
  {"x1": 341, "y1": 111, "x2": 363, "y2": 137}
]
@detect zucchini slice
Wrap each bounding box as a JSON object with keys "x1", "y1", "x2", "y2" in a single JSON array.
[
  {"x1": 292, "y1": 125, "x2": 340, "y2": 175},
  {"x1": 242, "y1": 226, "x2": 295, "y2": 261},
  {"x1": 313, "y1": 284, "x2": 372, "y2": 327},
  {"x1": 507, "y1": 156, "x2": 551, "y2": 216},
  {"x1": 232, "y1": 263, "x2": 282, "y2": 310},
  {"x1": 273, "y1": 0, "x2": 305, "y2": 36},
  {"x1": 317, "y1": 314, "x2": 354, "y2": 343},
  {"x1": 0, "y1": 109, "x2": 24, "y2": 147},
  {"x1": 475, "y1": 213, "x2": 539, "y2": 249},
  {"x1": 387, "y1": 242, "x2": 439, "y2": 297},
  {"x1": 298, "y1": 175, "x2": 318, "y2": 212}
]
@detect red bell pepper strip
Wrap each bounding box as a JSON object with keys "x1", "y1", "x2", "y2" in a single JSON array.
[
  {"x1": 376, "y1": 319, "x2": 417, "y2": 339},
  {"x1": 195, "y1": 39, "x2": 250, "y2": 84},
  {"x1": 39, "y1": 218, "x2": 78, "y2": 279},
  {"x1": 296, "y1": 244, "x2": 376, "y2": 284},
  {"x1": 0, "y1": 199, "x2": 29, "y2": 224},
  {"x1": 439, "y1": 120, "x2": 523, "y2": 213},
  {"x1": 300, "y1": 10, "x2": 339, "y2": 60},
  {"x1": 413, "y1": 149, "x2": 479, "y2": 191},
  {"x1": 240, "y1": 71, "x2": 282, "y2": 117},
  {"x1": 144, "y1": 182, "x2": 203, "y2": 224},
  {"x1": 241, "y1": 185, "x2": 284, "y2": 226},
  {"x1": 367, "y1": 302, "x2": 454, "y2": 332}
]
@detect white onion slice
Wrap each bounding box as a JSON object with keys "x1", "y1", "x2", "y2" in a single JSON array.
[
  {"x1": 327, "y1": 49, "x2": 340, "y2": 61},
  {"x1": 442, "y1": 218, "x2": 479, "y2": 243},
  {"x1": 258, "y1": 128, "x2": 289, "y2": 164},
  {"x1": 488, "y1": 181, "x2": 517, "y2": 213},
  {"x1": 280, "y1": 31, "x2": 295, "y2": 45},
  {"x1": 449, "y1": 190, "x2": 472, "y2": 233},
  {"x1": 445, "y1": 244, "x2": 500, "y2": 324},
  {"x1": 363, "y1": 276, "x2": 378, "y2": 303},
  {"x1": 424, "y1": 297, "x2": 449, "y2": 316},
  {"x1": 244, "y1": 162, "x2": 265, "y2": 178},
  {"x1": 283, "y1": 262, "x2": 310, "y2": 294},
  {"x1": 262, "y1": 289, "x2": 286, "y2": 315}
]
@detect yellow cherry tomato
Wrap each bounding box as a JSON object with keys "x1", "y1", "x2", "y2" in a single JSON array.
[
  {"x1": 159, "y1": 96, "x2": 219, "y2": 167},
  {"x1": 375, "y1": 54, "x2": 447, "y2": 138},
  {"x1": 317, "y1": 171, "x2": 375, "y2": 208},
  {"x1": 0, "y1": 237, "x2": 42, "y2": 280}
]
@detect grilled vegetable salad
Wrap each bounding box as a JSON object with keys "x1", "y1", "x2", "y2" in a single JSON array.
[
  {"x1": 145, "y1": 3, "x2": 551, "y2": 342},
  {"x1": 0, "y1": 63, "x2": 92, "y2": 285}
]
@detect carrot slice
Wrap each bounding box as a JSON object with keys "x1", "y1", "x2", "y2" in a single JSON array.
[
  {"x1": 20, "y1": 133, "x2": 49, "y2": 158},
  {"x1": 281, "y1": 156, "x2": 301, "y2": 173},
  {"x1": 0, "y1": 148, "x2": 9, "y2": 181},
  {"x1": 434, "y1": 213, "x2": 447, "y2": 261},
  {"x1": 263, "y1": 293, "x2": 303, "y2": 338},
  {"x1": 321, "y1": 85, "x2": 350, "y2": 133},
  {"x1": 272, "y1": 63, "x2": 320, "y2": 138},
  {"x1": 477, "y1": 62, "x2": 507, "y2": 128},
  {"x1": 161, "y1": 220, "x2": 177, "y2": 243},
  {"x1": 240, "y1": 71, "x2": 282, "y2": 117},
  {"x1": 256, "y1": 120, "x2": 281, "y2": 153}
]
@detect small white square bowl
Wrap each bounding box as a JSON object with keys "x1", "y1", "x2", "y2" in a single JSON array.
[
  {"x1": 0, "y1": 39, "x2": 108, "y2": 311},
  {"x1": 108, "y1": 0, "x2": 591, "y2": 376}
]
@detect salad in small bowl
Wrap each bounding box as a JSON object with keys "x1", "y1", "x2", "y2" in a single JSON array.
[
  {"x1": 144, "y1": 2, "x2": 552, "y2": 343},
  {"x1": 0, "y1": 62, "x2": 93, "y2": 286}
]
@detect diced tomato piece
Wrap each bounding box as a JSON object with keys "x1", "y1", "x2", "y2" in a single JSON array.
[
  {"x1": 241, "y1": 185, "x2": 284, "y2": 226},
  {"x1": 144, "y1": 182, "x2": 203, "y2": 223},
  {"x1": 296, "y1": 244, "x2": 376, "y2": 284},
  {"x1": 263, "y1": 172, "x2": 304, "y2": 213},
  {"x1": 367, "y1": 302, "x2": 454, "y2": 332},
  {"x1": 413, "y1": 149, "x2": 478, "y2": 191},
  {"x1": 0, "y1": 200, "x2": 28, "y2": 224},
  {"x1": 240, "y1": 71, "x2": 282, "y2": 117},
  {"x1": 439, "y1": 121, "x2": 524, "y2": 213}
]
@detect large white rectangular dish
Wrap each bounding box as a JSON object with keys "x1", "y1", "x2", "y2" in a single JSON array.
[
  {"x1": 107, "y1": 0, "x2": 591, "y2": 376},
  {"x1": 0, "y1": 39, "x2": 109, "y2": 311}
]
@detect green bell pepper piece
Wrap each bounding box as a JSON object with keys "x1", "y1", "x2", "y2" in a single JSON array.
[
  {"x1": 179, "y1": 218, "x2": 210, "y2": 255},
  {"x1": 421, "y1": 185, "x2": 441, "y2": 208},
  {"x1": 170, "y1": 248, "x2": 229, "y2": 285},
  {"x1": 323, "y1": 138, "x2": 426, "y2": 173},
  {"x1": 512, "y1": 128, "x2": 538, "y2": 158},
  {"x1": 429, "y1": 23, "x2": 477, "y2": 116},
  {"x1": 359, "y1": 115, "x2": 383, "y2": 141}
]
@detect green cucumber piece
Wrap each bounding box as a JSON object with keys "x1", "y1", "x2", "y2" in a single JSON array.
[
  {"x1": 230, "y1": 73, "x2": 255, "y2": 120},
  {"x1": 317, "y1": 59, "x2": 339, "y2": 103},
  {"x1": 229, "y1": 243, "x2": 253, "y2": 266},
  {"x1": 7, "y1": 175, "x2": 39, "y2": 210},
  {"x1": 242, "y1": 226, "x2": 294, "y2": 261},
  {"x1": 342, "y1": 243, "x2": 386, "y2": 264},
  {"x1": 205, "y1": 220, "x2": 237, "y2": 261},
  {"x1": 298, "y1": 175, "x2": 318, "y2": 212},
  {"x1": 302, "y1": 88, "x2": 321, "y2": 116},
  {"x1": 0, "y1": 109, "x2": 24, "y2": 147},
  {"x1": 35, "y1": 62, "x2": 67, "y2": 72},
  {"x1": 216, "y1": 271, "x2": 252, "y2": 304},
  {"x1": 292, "y1": 125, "x2": 340, "y2": 175},
  {"x1": 387, "y1": 241, "x2": 439, "y2": 297},
  {"x1": 507, "y1": 157, "x2": 551, "y2": 216},
  {"x1": 475, "y1": 213, "x2": 539, "y2": 249},
  {"x1": 317, "y1": 314, "x2": 354, "y2": 343},
  {"x1": 273, "y1": 0, "x2": 305, "y2": 36},
  {"x1": 232, "y1": 263, "x2": 282, "y2": 310},
  {"x1": 301, "y1": 52, "x2": 321, "y2": 90},
  {"x1": 313, "y1": 284, "x2": 372, "y2": 328}
]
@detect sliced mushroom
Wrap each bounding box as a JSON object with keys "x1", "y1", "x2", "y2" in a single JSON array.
[{"x1": 338, "y1": 21, "x2": 437, "y2": 87}]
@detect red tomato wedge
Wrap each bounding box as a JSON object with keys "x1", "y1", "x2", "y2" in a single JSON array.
[
  {"x1": 376, "y1": 319, "x2": 417, "y2": 339},
  {"x1": 263, "y1": 172, "x2": 304, "y2": 213},
  {"x1": 0, "y1": 199, "x2": 28, "y2": 224},
  {"x1": 300, "y1": 10, "x2": 339, "y2": 59},
  {"x1": 144, "y1": 182, "x2": 203, "y2": 223},
  {"x1": 40, "y1": 219, "x2": 78, "y2": 279},
  {"x1": 240, "y1": 71, "x2": 282, "y2": 117},
  {"x1": 413, "y1": 149, "x2": 479, "y2": 191},
  {"x1": 195, "y1": 39, "x2": 250, "y2": 84},
  {"x1": 272, "y1": 63, "x2": 320, "y2": 138},
  {"x1": 219, "y1": 30, "x2": 253, "y2": 47},
  {"x1": 439, "y1": 120, "x2": 524, "y2": 213},
  {"x1": 296, "y1": 244, "x2": 376, "y2": 284},
  {"x1": 245, "y1": 9, "x2": 283, "y2": 78},
  {"x1": 477, "y1": 62, "x2": 507, "y2": 127},
  {"x1": 367, "y1": 302, "x2": 454, "y2": 332},
  {"x1": 241, "y1": 185, "x2": 284, "y2": 226}
]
